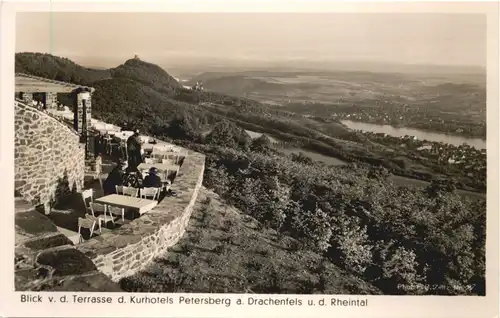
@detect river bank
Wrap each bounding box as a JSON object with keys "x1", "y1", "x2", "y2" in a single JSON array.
[
  {"x1": 341, "y1": 120, "x2": 486, "y2": 149},
  {"x1": 244, "y1": 128, "x2": 485, "y2": 198}
]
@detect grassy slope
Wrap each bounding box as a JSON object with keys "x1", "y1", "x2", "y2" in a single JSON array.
[{"x1": 121, "y1": 187, "x2": 382, "y2": 294}]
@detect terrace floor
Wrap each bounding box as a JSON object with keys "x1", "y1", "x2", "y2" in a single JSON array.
[{"x1": 47, "y1": 155, "x2": 176, "y2": 244}]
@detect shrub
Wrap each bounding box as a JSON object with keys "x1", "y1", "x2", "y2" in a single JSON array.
[{"x1": 330, "y1": 214, "x2": 372, "y2": 276}]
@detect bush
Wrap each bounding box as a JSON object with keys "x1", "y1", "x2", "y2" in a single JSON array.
[
  {"x1": 330, "y1": 214, "x2": 372, "y2": 276},
  {"x1": 199, "y1": 144, "x2": 485, "y2": 295}
]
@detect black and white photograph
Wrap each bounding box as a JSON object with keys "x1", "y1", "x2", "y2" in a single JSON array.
[{"x1": 8, "y1": 2, "x2": 497, "y2": 310}]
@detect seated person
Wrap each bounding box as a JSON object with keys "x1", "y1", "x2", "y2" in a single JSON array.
[
  {"x1": 142, "y1": 167, "x2": 163, "y2": 188},
  {"x1": 102, "y1": 161, "x2": 127, "y2": 195},
  {"x1": 122, "y1": 166, "x2": 143, "y2": 188}
]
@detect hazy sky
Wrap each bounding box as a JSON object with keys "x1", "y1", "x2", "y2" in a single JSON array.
[{"x1": 16, "y1": 12, "x2": 486, "y2": 68}]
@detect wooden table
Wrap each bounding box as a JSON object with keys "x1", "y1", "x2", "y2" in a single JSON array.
[
  {"x1": 143, "y1": 143, "x2": 172, "y2": 152},
  {"x1": 95, "y1": 194, "x2": 158, "y2": 215},
  {"x1": 151, "y1": 151, "x2": 184, "y2": 164},
  {"x1": 151, "y1": 151, "x2": 183, "y2": 156},
  {"x1": 140, "y1": 135, "x2": 154, "y2": 143},
  {"x1": 142, "y1": 143, "x2": 155, "y2": 152}
]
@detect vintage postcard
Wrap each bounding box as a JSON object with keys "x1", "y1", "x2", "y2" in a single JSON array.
[{"x1": 0, "y1": 0, "x2": 498, "y2": 317}]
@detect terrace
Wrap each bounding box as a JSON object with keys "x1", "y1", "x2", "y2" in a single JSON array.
[
  {"x1": 14, "y1": 74, "x2": 206, "y2": 285},
  {"x1": 48, "y1": 131, "x2": 191, "y2": 246}
]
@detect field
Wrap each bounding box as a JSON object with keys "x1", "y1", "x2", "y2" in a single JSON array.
[
  {"x1": 192, "y1": 70, "x2": 483, "y2": 102},
  {"x1": 190, "y1": 70, "x2": 486, "y2": 138}
]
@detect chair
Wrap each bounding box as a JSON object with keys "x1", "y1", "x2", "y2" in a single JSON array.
[
  {"x1": 104, "y1": 136, "x2": 114, "y2": 155},
  {"x1": 82, "y1": 189, "x2": 113, "y2": 226},
  {"x1": 140, "y1": 187, "x2": 160, "y2": 200},
  {"x1": 162, "y1": 158, "x2": 174, "y2": 165},
  {"x1": 152, "y1": 153, "x2": 164, "y2": 160},
  {"x1": 97, "y1": 173, "x2": 104, "y2": 193},
  {"x1": 144, "y1": 158, "x2": 155, "y2": 164},
  {"x1": 168, "y1": 166, "x2": 180, "y2": 178},
  {"x1": 163, "y1": 181, "x2": 172, "y2": 192},
  {"x1": 163, "y1": 170, "x2": 171, "y2": 182},
  {"x1": 122, "y1": 186, "x2": 139, "y2": 197},
  {"x1": 115, "y1": 185, "x2": 124, "y2": 195},
  {"x1": 88, "y1": 158, "x2": 103, "y2": 181},
  {"x1": 119, "y1": 141, "x2": 128, "y2": 160},
  {"x1": 89, "y1": 202, "x2": 114, "y2": 225},
  {"x1": 77, "y1": 216, "x2": 98, "y2": 243},
  {"x1": 107, "y1": 205, "x2": 126, "y2": 222}
]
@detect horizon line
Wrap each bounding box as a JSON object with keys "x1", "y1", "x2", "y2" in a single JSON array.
[{"x1": 15, "y1": 51, "x2": 487, "y2": 71}]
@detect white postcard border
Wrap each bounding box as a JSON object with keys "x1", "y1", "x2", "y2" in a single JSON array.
[{"x1": 1, "y1": 1, "x2": 498, "y2": 318}]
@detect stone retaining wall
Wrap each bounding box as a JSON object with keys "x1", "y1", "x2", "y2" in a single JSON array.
[
  {"x1": 77, "y1": 151, "x2": 205, "y2": 282},
  {"x1": 15, "y1": 196, "x2": 121, "y2": 292},
  {"x1": 15, "y1": 101, "x2": 85, "y2": 209}
]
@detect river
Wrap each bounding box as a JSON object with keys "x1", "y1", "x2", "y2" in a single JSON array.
[{"x1": 341, "y1": 120, "x2": 486, "y2": 150}]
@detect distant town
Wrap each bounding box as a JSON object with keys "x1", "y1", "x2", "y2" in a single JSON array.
[{"x1": 356, "y1": 130, "x2": 486, "y2": 189}]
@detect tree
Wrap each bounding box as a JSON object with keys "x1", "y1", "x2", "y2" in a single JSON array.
[
  {"x1": 167, "y1": 114, "x2": 200, "y2": 141},
  {"x1": 330, "y1": 214, "x2": 372, "y2": 276},
  {"x1": 380, "y1": 244, "x2": 428, "y2": 294},
  {"x1": 259, "y1": 175, "x2": 290, "y2": 230},
  {"x1": 197, "y1": 143, "x2": 485, "y2": 295},
  {"x1": 205, "y1": 121, "x2": 251, "y2": 150},
  {"x1": 367, "y1": 166, "x2": 390, "y2": 181},
  {"x1": 251, "y1": 134, "x2": 273, "y2": 153},
  {"x1": 425, "y1": 178, "x2": 457, "y2": 198},
  {"x1": 204, "y1": 161, "x2": 232, "y2": 196},
  {"x1": 236, "y1": 177, "x2": 262, "y2": 219},
  {"x1": 289, "y1": 205, "x2": 333, "y2": 252},
  {"x1": 291, "y1": 152, "x2": 314, "y2": 165}
]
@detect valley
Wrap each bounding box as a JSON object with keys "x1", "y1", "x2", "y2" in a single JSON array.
[
  {"x1": 14, "y1": 52, "x2": 487, "y2": 296},
  {"x1": 188, "y1": 69, "x2": 486, "y2": 139}
]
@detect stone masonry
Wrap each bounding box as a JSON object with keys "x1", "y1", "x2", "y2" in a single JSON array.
[
  {"x1": 15, "y1": 95, "x2": 206, "y2": 284},
  {"x1": 44, "y1": 92, "x2": 58, "y2": 110},
  {"x1": 74, "y1": 91, "x2": 92, "y2": 158},
  {"x1": 21, "y1": 92, "x2": 33, "y2": 105},
  {"x1": 15, "y1": 196, "x2": 121, "y2": 292},
  {"x1": 15, "y1": 101, "x2": 86, "y2": 210},
  {"x1": 77, "y1": 150, "x2": 205, "y2": 282}
]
